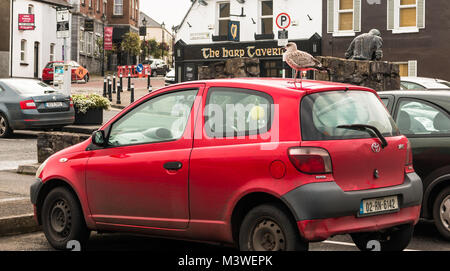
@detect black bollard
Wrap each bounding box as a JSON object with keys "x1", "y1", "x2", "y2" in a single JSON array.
[
  {"x1": 107, "y1": 77, "x2": 112, "y2": 102},
  {"x1": 116, "y1": 82, "x2": 121, "y2": 105},
  {"x1": 119, "y1": 74, "x2": 123, "y2": 92},
  {"x1": 112, "y1": 74, "x2": 116, "y2": 94},
  {"x1": 130, "y1": 83, "x2": 135, "y2": 103},
  {"x1": 103, "y1": 77, "x2": 107, "y2": 97},
  {"x1": 147, "y1": 70, "x2": 152, "y2": 92},
  {"x1": 127, "y1": 73, "x2": 131, "y2": 91}
]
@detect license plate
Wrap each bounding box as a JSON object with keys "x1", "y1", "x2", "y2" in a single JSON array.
[
  {"x1": 359, "y1": 196, "x2": 399, "y2": 216},
  {"x1": 45, "y1": 102, "x2": 64, "y2": 108}
]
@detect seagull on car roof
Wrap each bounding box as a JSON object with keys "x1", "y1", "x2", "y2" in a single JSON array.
[{"x1": 283, "y1": 42, "x2": 329, "y2": 86}]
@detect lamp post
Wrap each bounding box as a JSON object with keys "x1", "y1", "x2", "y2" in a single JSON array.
[
  {"x1": 142, "y1": 17, "x2": 147, "y2": 61},
  {"x1": 101, "y1": 14, "x2": 107, "y2": 77},
  {"x1": 161, "y1": 22, "x2": 165, "y2": 61}
]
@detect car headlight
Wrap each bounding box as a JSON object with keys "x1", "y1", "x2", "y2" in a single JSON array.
[{"x1": 35, "y1": 158, "x2": 49, "y2": 179}]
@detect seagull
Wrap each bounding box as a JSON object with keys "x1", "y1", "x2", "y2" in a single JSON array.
[{"x1": 283, "y1": 42, "x2": 329, "y2": 86}]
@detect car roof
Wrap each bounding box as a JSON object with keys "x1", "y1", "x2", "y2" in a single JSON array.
[
  {"x1": 162, "y1": 78, "x2": 377, "y2": 96},
  {"x1": 401, "y1": 77, "x2": 449, "y2": 83}
]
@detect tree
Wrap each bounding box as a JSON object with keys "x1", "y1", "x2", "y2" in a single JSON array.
[{"x1": 121, "y1": 32, "x2": 141, "y2": 57}]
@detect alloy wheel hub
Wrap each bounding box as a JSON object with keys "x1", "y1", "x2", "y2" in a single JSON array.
[{"x1": 440, "y1": 196, "x2": 450, "y2": 230}]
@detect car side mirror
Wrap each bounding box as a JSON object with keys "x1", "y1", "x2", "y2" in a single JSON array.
[{"x1": 92, "y1": 130, "x2": 106, "y2": 147}]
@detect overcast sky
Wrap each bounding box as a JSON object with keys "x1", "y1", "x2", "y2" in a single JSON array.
[{"x1": 140, "y1": 0, "x2": 193, "y2": 30}]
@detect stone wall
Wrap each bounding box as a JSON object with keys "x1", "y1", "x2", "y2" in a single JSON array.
[
  {"x1": 198, "y1": 57, "x2": 260, "y2": 80},
  {"x1": 37, "y1": 132, "x2": 90, "y2": 163},
  {"x1": 314, "y1": 57, "x2": 401, "y2": 91}
]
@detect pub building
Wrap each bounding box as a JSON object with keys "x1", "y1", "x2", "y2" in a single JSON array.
[{"x1": 173, "y1": 0, "x2": 323, "y2": 83}]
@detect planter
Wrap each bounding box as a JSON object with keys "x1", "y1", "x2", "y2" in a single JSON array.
[{"x1": 74, "y1": 107, "x2": 103, "y2": 125}]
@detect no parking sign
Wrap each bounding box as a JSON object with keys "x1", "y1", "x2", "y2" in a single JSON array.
[{"x1": 276, "y1": 13, "x2": 291, "y2": 29}]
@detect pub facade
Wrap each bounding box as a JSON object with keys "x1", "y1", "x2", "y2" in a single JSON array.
[{"x1": 174, "y1": 0, "x2": 323, "y2": 82}]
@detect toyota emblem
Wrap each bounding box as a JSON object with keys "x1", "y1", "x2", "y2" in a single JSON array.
[{"x1": 371, "y1": 143, "x2": 381, "y2": 153}]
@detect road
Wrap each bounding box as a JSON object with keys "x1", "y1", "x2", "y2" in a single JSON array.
[{"x1": 0, "y1": 221, "x2": 449, "y2": 251}]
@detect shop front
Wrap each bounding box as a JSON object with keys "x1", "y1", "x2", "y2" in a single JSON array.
[{"x1": 174, "y1": 33, "x2": 321, "y2": 83}]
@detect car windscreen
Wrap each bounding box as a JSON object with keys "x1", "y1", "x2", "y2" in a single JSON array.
[
  {"x1": 421, "y1": 81, "x2": 450, "y2": 89},
  {"x1": 4, "y1": 80, "x2": 60, "y2": 96},
  {"x1": 301, "y1": 91, "x2": 400, "y2": 141}
]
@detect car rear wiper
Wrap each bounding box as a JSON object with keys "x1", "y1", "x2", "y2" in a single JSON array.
[
  {"x1": 336, "y1": 124, "x2": 388, "y2": 149},
  {"x1": 44, "y1": 90, "x2": 56, "y2": 94}
]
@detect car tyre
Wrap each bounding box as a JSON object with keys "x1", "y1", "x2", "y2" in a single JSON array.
[
  {"x1": 433, "y1": 186, "x2": 450, "y2": 240},
  {"x1": 41, "y1": 187, "x2": 90, "y2": 250},
  {"x1": 238, "y1": 203, "x2": 308, "y2": 251},
  {"x1": 351, "y1": 224, "x2": 414, "y2": 251},
  {"x1": 84, "y1": 74, "x2": 89, "y2": 83},
  {"x1": 0, "y1": 113, "x2": 13, "y2": 138},
  {"x1": 152, "y1": 70, "x2": 157, "y2": 77}
]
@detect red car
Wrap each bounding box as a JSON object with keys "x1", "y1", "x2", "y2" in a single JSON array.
[
  {"x1": 30, "y1": 79, "x2": 423, "y2": 251},
  {"x1": 42, "y1": 61, "x2": 90, "y2": 84}
]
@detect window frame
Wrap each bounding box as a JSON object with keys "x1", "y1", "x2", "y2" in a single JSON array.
[
  {"x1": 329, "y1": 0, "x2": 360, "y2": 37},
  {"x1": 20, "y1": 39, "x2": 27, "y2": 62},
  {"x1": 204, "y1": 87, "x2": 274, "y2": 138},
  {"x1": 104, "y1": 88, "x2": 200, "y2": 149},
  {"x1": 113, "y1": 0, "x2": 123, "y2": 16},
  {"x1": 49, "y1": 43, "x2": 55, "y2": 62},
  {"x1": 391, "y1": 0, "x2": 425, "y2": 34},
  {"x1": 393, "y1": 97, "x2": 450, "y2": 138},
  {"x1": 79, "y1": 27, "x2": 85, "y2": 54},
  {"x1": 259, "y1": 0, "x2": 273, "y2": 35},
  {"x1": 217, "y1": 1, "x2": 230, "y2": 37}
]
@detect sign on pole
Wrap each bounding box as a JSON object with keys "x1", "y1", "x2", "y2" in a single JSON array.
[
  {"x1": 56, "y1": 9, "x2": 70, "y2": 39},
  {"x1": 104, "y1": 27, "x2": 114, "y2": 51},
  {"x1": 18, "y1": 14, "x2": 35, "y2": 30},
  {"x1": 278, "y1": 30, "x2": 289, "y2": 47},
  {"x1": 276, "y1": 13, "x2": 291, "y2": 30}
]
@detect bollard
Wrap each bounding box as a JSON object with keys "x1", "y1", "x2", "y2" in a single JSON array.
[
  {"x1": 120, "y1": 74, "x2": 123, "y2": 92},
  {"x1": 108, "y1": 77, "x2": 112, "y2": 102},
  {"x1": 112, "y1": 74, "x2": 116, "y2": 94},
  {"x1": 116, "y1": 82, "x2": 121, "y2": 105},
  {"x1": 103, "y1": 77, "x2": 107, "y2": 97},
  {"x1": 147, "y1": 70, "x2": 152, "y2": 92},
  {"x1": 130, "y1": 83, "x2": 135, "y2": 103},
  {"x1": 127, "y1": 73, "x2": 131, "y2": 91}
]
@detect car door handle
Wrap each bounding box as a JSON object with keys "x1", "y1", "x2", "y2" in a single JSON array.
[{"x1": 164, "y1": 161, "x2": 183, "y2": 171}]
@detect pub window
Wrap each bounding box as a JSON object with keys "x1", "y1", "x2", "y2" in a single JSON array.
[
  {"x1": 218, "y1": 2, "x2": 230, "y2": 36},
  {"x1": 388, "y1": 0, "x2": 425, "y2": 33},
  {"x1": 260, "y1": 1, "x2": 273, "y2": 35},
  {"x1": 327, "y1": 0, "x2": 361, "y2": 36},
  {"x1": 396, "y1": 60, "x2": 417, "y2": 77},
  {"x1": 114, "y1": 0, "x2": 123, "y2": 16},
  {"x1": 21, "y1": 40, "x2": 27, "y2": 62}
]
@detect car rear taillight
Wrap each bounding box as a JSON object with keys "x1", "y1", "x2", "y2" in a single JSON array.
[
  {"x1": 20, "y1": 100, "x2": 37, "y2": 110},
  {"x1": 288, "y1": 147, "x2": 333, "y2": 174},
  {"x1": 69, "y1": 97, "x2": 74, "y2": 107},
  {"x1": 405, "y1": 140, "x2": 413, "y2": 166}
]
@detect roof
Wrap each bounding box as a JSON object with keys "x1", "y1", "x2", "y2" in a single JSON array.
[
  {"x1": 158, "y1": 78, "x2": 377, "y2": 95},
  {"x1": 34, "y1": 0, "x2": 72, "y2": 8},
  {"x1": 139, "y1": 12, "x2": 164, "y2": 28}
]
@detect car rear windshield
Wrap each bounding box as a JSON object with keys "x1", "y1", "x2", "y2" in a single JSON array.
[
  {"x1": 301, "y1": 91, "x2": 400, "y2": 141},
  {"x1": 4, "y1": 80, "x2": 59, "y2": 96}
]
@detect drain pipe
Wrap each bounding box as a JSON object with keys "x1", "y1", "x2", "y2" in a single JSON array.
[{"x1": 10, "y1": 0, "x2": 14, "y2": 77}]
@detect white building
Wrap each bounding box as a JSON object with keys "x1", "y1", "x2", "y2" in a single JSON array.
[
  {"x1": 174, "y1": 0, "x2": 322, "y2": 82},
  {"x1": 10, "y1": 0, "x2": 71, "y2": 79}
]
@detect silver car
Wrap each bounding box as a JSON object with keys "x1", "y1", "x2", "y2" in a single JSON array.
[{"x1": 0, "y1": 79, "x2": 74, "y2": 138}]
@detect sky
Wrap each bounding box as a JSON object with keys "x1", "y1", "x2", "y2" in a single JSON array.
[{"x1": 140, "y1": 0, "x2": 193, "y2": 30}]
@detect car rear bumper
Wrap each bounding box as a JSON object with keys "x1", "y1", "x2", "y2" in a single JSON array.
[
  {"x1": 10, "y1": 109, "x2": 75, "y2": 130},
  {"x1": 282, "y1": 172, "x2": 423, "y2": 241}
]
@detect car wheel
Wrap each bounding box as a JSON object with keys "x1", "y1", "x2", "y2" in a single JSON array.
[
  {"x1": 351, "y1": 224, "x2": 414, "y2": 251},
  {"x1": 41, "y1": 187, "x2": 90, "y2": 250},
  {"x1": 0, "y1": 113, "x2": 13, "y2": 138},
  {"x1": 152, "y1": 70, "x2": 157, "y2": 77},
  {"x1": 433, "y1": 186, "x2": 450, "y2": 240},
  {"x1": 84, "y1": 75, "x2": 89, "y2": 83},
  {"x1": 239, "y1": 203, "x2": 308, "y2": 251}
]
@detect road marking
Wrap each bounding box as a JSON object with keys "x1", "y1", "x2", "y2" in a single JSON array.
[
  {"x1": 0, "y1": 160, "x2": 37, "y2": 171},
  {"x1": 0, "y1": 197, "x2": 29, "y2": 203},
  {"x1": 322, "y1": 240, "x2": 420, "y2": 251}
]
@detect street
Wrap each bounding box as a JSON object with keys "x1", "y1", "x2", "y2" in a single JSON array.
[{"x1": 0, "y1": 221, "x2": 449, "y2": 251}]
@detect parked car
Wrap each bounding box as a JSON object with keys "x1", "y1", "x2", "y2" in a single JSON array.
[
  {"x1": 401, "y1": 77, "x2": 450, "y2": 90},
  {"x1": 143, "y1": 59, "x2": 169, "y2": 77},
  {"x1": 42, "y1": 61, "x2": 90, "y2": 84},
  {"x1": 380, "y1": 91, "x2": 450, "y2": 240},
  {"x1": 31, "y1": 79, "x2": 423, "y2": 251},
  {"x1": 0, "y1": 79, "x2": 75, "y2": 138},
  {"x1": 164, "y1": 69, "x2": 175, "y2": 85}
]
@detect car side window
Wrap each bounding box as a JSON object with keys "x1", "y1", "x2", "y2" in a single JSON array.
[
  {"x1": 400, "y1": 82, "x2": 426, "y2": 90},
  {"x1": 396, "y1": 99, "x2": 450, "y2": 136},
  {"x1": 381, "y1": 98, "x2": 389, "y2": 107},
  {"x1": 205, "y1": 87, "x2": 273, "y2": 138},
  {"x1": 108, "y1": 89, "x2": 198, "y2": 147}
]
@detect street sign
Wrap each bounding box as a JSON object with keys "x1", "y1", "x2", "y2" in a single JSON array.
[
  {"x1": 57, "y1": 10, "x2": 69, "y2": 23},
  {"x1": 278, "y1": 30, "x2": 289, "y2": 47},
  {"x1": 139, "y1": 26, "x2": 147, "y2": 36},
  {"x1": 84, "y1": 19, "x2": 94, "y2": 32},
  {"x1": 276, "y1": 13, "x2": 291, "y2": 29},
  {"x1": 56, "y1": 9, "x2": 70, "y2": 39},
  {"x1": 136, "y1": 64, "x2": 144, "y2": 73},
  {"x1": 75, "y1": 66, "x2": 88, "y2": 80},
  {"x1": 18, "y1": 14, "x2": 35, "y2": 30},
  {"x1": 228, "y1": 21, "x2": 240, "y2": 42}
]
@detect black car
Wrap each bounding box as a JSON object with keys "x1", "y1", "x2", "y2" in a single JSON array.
[
  {"x1": 0, "y1": 79, "x2": 75, "y2": 138},
  {"x1": 380, "y1": 90, "x2": 450, "y2": 240}
]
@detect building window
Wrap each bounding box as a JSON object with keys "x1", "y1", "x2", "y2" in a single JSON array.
[
  {"x1": 28, "y1": 5, "x2": 34, "y2": 14},
  {"x1": 114, "y1": 0, "x2": 123, "y2": 15},
  {"x1": 80, "y1": 29, "x2": 85, "y2": 53},
  {"x1": 89, "y1": 0, "x2": 92, "y2": 8},
  {"x1": 86, "y1": 32, "x2": 93, "y2": 55},
  {"x1": 327, "y1": 0, "x2": 361, "y2": 37},
  {"x1": 21, "y1": 40, "x2": 27, "y2": 62},
  {"x1": 218, "y1": 2, "x2": 230, "y2": 36},
  {"x1": 260, "y1": 1, "x2": 273, "y2": 35},
  {"x1": 50, "y1": 44, "x2": 55, "y2": 61},
  {"x1": 97, "y1": 0, "x2": 100, "y2": 12},
  {"x1": 388, "y1": 0, "x2": 425, "y2": 33},
  {"x1": 396, "y1": 60, "x2": 417, "y2": 77}
]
